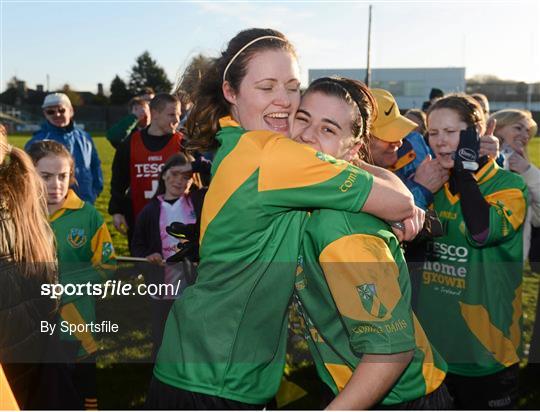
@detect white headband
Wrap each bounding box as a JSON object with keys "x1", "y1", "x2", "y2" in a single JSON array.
[{"x1": 222, "y1": 35, "x2": 285, "y2": 83}]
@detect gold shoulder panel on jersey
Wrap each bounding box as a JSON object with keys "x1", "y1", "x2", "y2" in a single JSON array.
[
  {"x1": 259, "y1": 137, "x2": 349, "y2": 192},
  {"x1": 319, "y1": 234, "x2": 402, "y2": 322},
  {"x1": 200, "y1": 131, "x2": 273, "y2": 242}
]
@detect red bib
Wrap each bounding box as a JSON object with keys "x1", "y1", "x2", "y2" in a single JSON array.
[{"x1": 129, "y1": 130, "x2": 183, "y2": 219}]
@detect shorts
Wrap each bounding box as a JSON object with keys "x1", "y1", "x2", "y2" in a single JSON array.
[
  {"x1": 376, "y1": 381, "x2": 454, "y2": 410},
  {"x1": 145, "y1": 375, "x2": 266, "y2": 410},
  {"x1": 445, "y1": 364, "x2": 519, "y2": 409}
]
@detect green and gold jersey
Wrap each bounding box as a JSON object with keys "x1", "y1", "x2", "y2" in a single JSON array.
[
  {"x1": 50, "y1": 189, "x2": 116, "y2": 358},
  {"x1": 416, "y1": 160, "x2": 528, "y2": 376},
  {"x1": 296, "y1": 209, "x2": 447, "y2": 406},
  {"x1": 154, "y1": 117, "x2": 374, "y2": 404}
]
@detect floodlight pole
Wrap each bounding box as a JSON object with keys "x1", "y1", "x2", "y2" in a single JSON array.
[{"x1": 365, "y1": 4, "x2": 373, "y2": 87}]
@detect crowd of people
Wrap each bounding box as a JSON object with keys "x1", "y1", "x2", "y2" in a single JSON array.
[{"x1": 1, "y1": 27, "x2": 539, "y2": 410}]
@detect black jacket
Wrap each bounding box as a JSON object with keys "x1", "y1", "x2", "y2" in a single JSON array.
[
  {"x1": 0, "y1": 259, "x2": 58, "y2": 408},
  {"x1": 130, "y1": 187, "x2": 207, "y2": 261}
]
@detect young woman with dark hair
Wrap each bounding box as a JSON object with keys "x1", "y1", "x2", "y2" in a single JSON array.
[
  {"x1": 148, "y1": 28, "x2": 422, "y2": 409},
  {"x1": 416, "y1": 95, "x2": 528, "y2": 409},
  {"x1": 292, "y1": 77, "x2": 452, "y2": 410}
]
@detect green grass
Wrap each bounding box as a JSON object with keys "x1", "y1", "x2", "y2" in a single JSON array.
[{"x1": 8, "y1": 135, "x2": 540, "y2": 409}]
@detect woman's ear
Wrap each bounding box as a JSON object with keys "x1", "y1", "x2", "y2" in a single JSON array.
[
  {"x1": 222, "y1": 81, "x2": 237, "y2": 105},
  {"x1": 345, "y1": 141, "x2": 363, "y2": 162}
]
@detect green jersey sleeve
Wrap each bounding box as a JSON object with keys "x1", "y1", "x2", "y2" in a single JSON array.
[
  {"x1": 106, "y1": 113, "x2": 139, "y2": 148},
  {"x1": 87, "y1": 205, "x2": 117, "y2": 279},
  {"x1": 466, "y1": 186, "x2": 528, "y2": 247},
  {"x1": 258, "y1": 135, "x2": 373, "y2": 212},
  {"x1": 318, "y1": 234, "x2": 415, "y2": 355}
]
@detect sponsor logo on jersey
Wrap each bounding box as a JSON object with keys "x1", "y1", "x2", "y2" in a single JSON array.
[
  {"x1": 427, "y1": 241, "x2": 468, "y2": 263},
  {"x1": 423, "y1": 241, "x2": 469, "y2": 291},
  {"x1": 134, "y1": 162, "x2": 165, "y2": 178},
  {"x1": 439, "y1": 210, "x2": 457, "y2": 220},
  {"x1": 67, "y1": 228, "x2": 87, "y2": 249},
  {"x1": 352, "y1": 319, "x2": 408, "y2": 335},
  {"x1": 339, "y1": 167, "x2": 361, "y2": 193}
]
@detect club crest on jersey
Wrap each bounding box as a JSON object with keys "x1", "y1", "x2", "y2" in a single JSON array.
[
  {"x1": 357, "y1": 283, "x2": 388, "y2": 319},
  {"x1": 67, "y1": 228, "x2": 87, "y2": 248},
  {"x1": 102, "y1": 242, "x2": 113, "y2": 260}
]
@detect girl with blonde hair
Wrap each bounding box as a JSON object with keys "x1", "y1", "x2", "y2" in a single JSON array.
[
  {"x1": 0, "y1": 125, "x2": 59, "y2": 409},
  {"x1": 490, "y1": 109, "x2": 539, "y2": 258}
]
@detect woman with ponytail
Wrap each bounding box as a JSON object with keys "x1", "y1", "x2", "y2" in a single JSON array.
[
  {"x1": 149, "y1": 28, "x2": 423, "y2": 409},
  {"x1": 0, "y1": 124, "x2": 59, "y2": 409}
]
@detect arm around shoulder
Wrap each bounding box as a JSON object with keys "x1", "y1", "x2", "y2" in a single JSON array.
[{"x1": 358, "y1": 160, "x2": 415, "y2": 221}]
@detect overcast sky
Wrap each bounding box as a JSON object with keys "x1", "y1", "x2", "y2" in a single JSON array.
[{"x1": 1, "y1": 0, "x2": 539, "y2": 94}]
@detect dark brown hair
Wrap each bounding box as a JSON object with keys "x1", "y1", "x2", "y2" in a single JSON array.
[
  {"x1": 150, "y1": 93, "x2": 180, "y2": 113},
  {"x1": 186, "y1": 28, "x2": 296, "y2": 151},
  {"x1": 128, "y1": 96, "x2": 148, "y2": 112},
  {"x1": 154, "y1": 152, "x2": 197, "y2": 198},
  {"x1": 427, "y1": 93, "x2": 486, "y2": 134},
  {"x1": 404, "y1": 108, "x2": 427, "y2": 136},
  {"x1": 26, "y1": 140, "x2": 76, "y2": 186},
  {"x1": 303, "y1": 77, "x2": 377, "y2": 162}
]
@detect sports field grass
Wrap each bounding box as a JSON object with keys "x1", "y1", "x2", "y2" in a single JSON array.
[{"x1": 8, "y1": 135, "x2": 540, "y2": 408}]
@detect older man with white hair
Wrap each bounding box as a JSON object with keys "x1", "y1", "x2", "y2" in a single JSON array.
[{"x1": 25, "y1": 92, "x2": 103, "y2": 203}]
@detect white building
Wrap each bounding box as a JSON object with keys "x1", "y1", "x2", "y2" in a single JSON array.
[{"x1": 308, "y1": 67, "x2": 466, "y2": 110}]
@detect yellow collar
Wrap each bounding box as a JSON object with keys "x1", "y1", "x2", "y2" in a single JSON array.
[
  {"x1": 443, "y1": 159, "x2": 499, "y2": 205},
  {"x1": 219, "y1": 116, "x2": 240, "y2": 128},
  {"x1": 49, "y1": 189, "x2": 84, "y2": 222}
]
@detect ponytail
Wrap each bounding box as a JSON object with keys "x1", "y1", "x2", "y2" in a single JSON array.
[
  {"x1": 0, "y1": 137, "x2": 57, "y2": 282},
  {"x1": 185, "y1": 28, "x2": 295, "y2": 151}
]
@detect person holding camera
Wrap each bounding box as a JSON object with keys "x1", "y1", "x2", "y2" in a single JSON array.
[{"x1": 416, "y1": 95, "x2": 528, "y2": 409}]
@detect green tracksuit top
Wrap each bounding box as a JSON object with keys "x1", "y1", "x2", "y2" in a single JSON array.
[
  {"x1": 154, "y1": 117, "x2": 374, "y2": 404},
  {"x1": 296, "y1": 209, "x2": 447, "y2": 406},
  {"x1": 417, "y1": 160, "x2": 528, "y2": 376},
  {"x1": 50, "y1": 189, "x2": 116, "y2": 359}
]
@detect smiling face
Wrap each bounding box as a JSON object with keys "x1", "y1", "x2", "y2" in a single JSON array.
[
  {"x1": 224, "y1": 49, "x2": 301, "y2": 138},
  {"x1": 162, "y1": 165, "x2": 193, "y2": 200},
  {"x1": 427, "y1": 108, "x2": 468, "y2": 169},
  {"x1": 369, "y1": 136, "x2": 403, "y2": 168},
  {"x1": 43, "y1": 104, "x2": 73, "y2": 128},
  {"x1": 291, "y1": 91, "x2": 359, "y2": 161},
  {"x1": 496, "y1": 118, "x2": 531, "y2": 152},
  {"x1": 35, "y1": 154, "x2": 72, "y2": 207}
]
